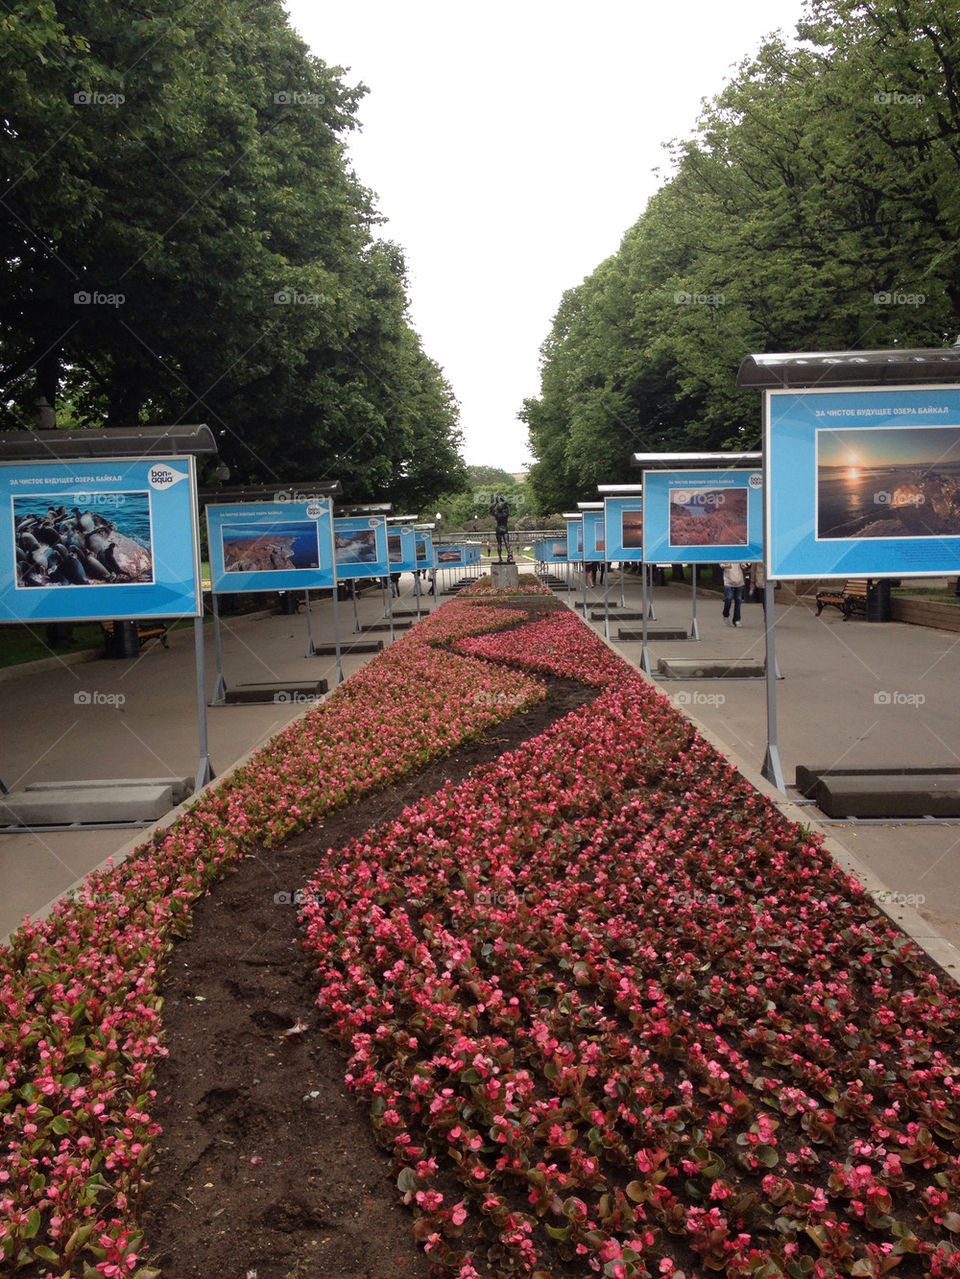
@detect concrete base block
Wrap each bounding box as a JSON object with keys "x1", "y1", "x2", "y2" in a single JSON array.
[
  {"x1": 657, "y1": 657, "x2": 766, "y2": 678},
  {"x1": 817, "y1": 773, "x2": 960, "y2": 818},
  {"x1": 225, "y1": 681, "x2": 327, "y2": 705},
  {"x1": 310, "y1": 641, "x2": 384, "y2": 655},
  {"x1": 22, "y1": 775, "x2": 193, "y2": 803},
  {"x1": 796, "y1": 764, "x2": 960, "y2": 798},
  {"x1": 361, "y1": 621, "x2": 414, "y2": 632},
  {"x1": 618, "y1": 628, "x2": 688, "y2": 642},
  {"x1": 1, "y1": 783, "x2": 176, "y2": 826}
]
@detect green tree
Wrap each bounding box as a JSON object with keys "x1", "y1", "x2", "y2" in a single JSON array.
[
  {"x1": 0, "y1": 0, "x2": 464, "y2": 506},
  {"x1": 525, "y1": 0, "x2": 960, "y2": 505}
]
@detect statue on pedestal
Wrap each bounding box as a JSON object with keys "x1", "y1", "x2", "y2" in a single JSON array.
[{"x1": 490, "y1": 494, "x2": 512, "y2": 562}]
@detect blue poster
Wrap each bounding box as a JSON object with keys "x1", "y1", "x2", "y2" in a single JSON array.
[
  {"x1": 766, "y1": 385, "x2": 960, "y2": 578},
  {"x1": 207, "y1": 499, "x2": 336, "y2": 593},
  {"x1": 565, "y1": 518, "x2": 583, "y2": 561},
  {"x1": 415, "y1": 529, "x2": 434, "y2": 567},
  {"x1": 643, "y1": 469, "x2": 763, "y2": 563},
  {"x1": 535, "y1": 538, "x2": 568, "y2": 563},
  {"x1": 582, "y1": 511, "x2": 606, "y2": 562},
  {"x1": 387, "y1": 524, "x2": 418, "y2": 573},
  {"x1": 334, "y1": 515, "x2": 389, "y2": 580},
  {"x1": 434, "y1": 544, "x2": 476, "y2": 570},
  {"x1": 603, "y1": 496, "x2": 644, "y2": 561},
  {"x1": 2, "y1": 457, "x2": 201, "y2": 622}
]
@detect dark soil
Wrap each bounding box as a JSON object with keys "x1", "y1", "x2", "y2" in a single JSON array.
[{"x1": 141, "y1": 597, "x2": 594, "y2": 1279}]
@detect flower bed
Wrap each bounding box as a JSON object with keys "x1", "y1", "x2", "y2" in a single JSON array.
[
  {"x1": 0, "y1": 605, "x2": 546, "y2": 1278},
  {"x1": 458, "y1": 576, "x2": 553, "y2": 598},
  {"x1": 299, "y1": 614, "x2": 960, "y2": 1278}
]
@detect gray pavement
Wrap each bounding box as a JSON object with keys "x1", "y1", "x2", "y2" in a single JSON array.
[{"x1": 2, "y1": 565, "x2": 960, "y2": 986}]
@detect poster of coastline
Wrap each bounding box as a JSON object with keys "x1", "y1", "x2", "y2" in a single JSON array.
[
  {"x1": 535, "y1": 538, "x2": 568, "y2": 564},
  {"x1": 2, "y1": 458, "x2": 200, "y2": 622},
  {"x1": 565, "y1": 518, "x2": 583, "y2": 561},
  {"x1": 817, "y1": 425, "x2": 960, "y2": 539},
  {"x1": 435, "y1": 545, "x2": 469, "y2": 569},
  {"x1": 603, "y1": 497, "x2": 644, "y2": 560},
  {"x1": 333, "y1": 515, "x2": 388, "y2": 580},
  {"x1": 767, "y1": 385, "x2": 960, "y2": 577},
  {"x1": 207, "y1": 499, "x2": 335, "y2": 594},
  {"x1": 643, "y1": 470, "x2": 763, "y2": 563},
  {"x1": 387, "y1": 524, "x2": 418, "y2": 572},
  {"x1": 582, "y1": 510, "x2": 606, "y2": 561}
]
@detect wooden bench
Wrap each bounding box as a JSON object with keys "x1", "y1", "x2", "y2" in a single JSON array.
[
  {"x1": 815, "y1": 578, "x2": 869, "y2": 618},
  {"x1": 101, "y1": 620, "x2": 169, "y2": 650}
]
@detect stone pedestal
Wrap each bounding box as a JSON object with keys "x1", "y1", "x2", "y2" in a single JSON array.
[{"x1": 490, "y1": 562, "x2": 519, "y2": 589}]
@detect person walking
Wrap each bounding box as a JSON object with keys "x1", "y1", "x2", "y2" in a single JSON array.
[{"x1": 720, "y1": 561, "x2": 748, "y2": 626}]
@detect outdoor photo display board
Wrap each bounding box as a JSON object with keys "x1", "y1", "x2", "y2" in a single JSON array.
[
  {"x1": 643, "y1": 469, "x2": 763, "y2": 563},
  {"x1": 415, "y1": 529, "x2": 434, "y2": 568},
  {"x1": 333, "y1": 515, "x2": 389, "y2": 580},
  {"x1": 3, "y1": 456, "x2": 201, "y2": 622},
  {"x1": 535, "y1": 537, "x2": 568, "y2": 563},
  {"x1": 433, "y1": 544, "x2": 480, "y2": 570},
  {"x1": 582, "y1": 510, "x2": 606, "y2": 561},
  {"x1": 603, "y1": 497, "x2": 644, "y2": 561},
  {"x1": 387, "y1": 523, "x2": 418, "y2": 573},
  {"x1": 766, "y1": 384, "x2": 960, "y2": 578},
  {"x1": 206, "y1": 498, "x2": 336, "y2": 594},
  {"x1": 565, "y1": 518, "x2": 583, "y2": 560}
]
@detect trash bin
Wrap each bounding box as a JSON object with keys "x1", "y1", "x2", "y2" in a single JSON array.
[
  {"x1": 866, "y1": 578, "x2": 892, "y2": 622},
  {"x1": 107, "y1": 620, "x2": 140, "y2": 658},
  {"x1": 277, "y1": 591, "x2": 299, "y2": 615}
]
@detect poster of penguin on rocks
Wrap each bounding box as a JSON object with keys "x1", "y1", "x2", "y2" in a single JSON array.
[{"x1": 1, "y1": 458, "x2": 202, "y2": 622}]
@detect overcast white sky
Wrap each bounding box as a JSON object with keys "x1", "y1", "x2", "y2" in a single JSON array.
[{"x1": 283, "y1": 1, "x2": 807, "y2": 473}]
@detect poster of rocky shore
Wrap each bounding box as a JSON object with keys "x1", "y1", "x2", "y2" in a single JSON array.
[
  {"x1": 206, "y1": 499, "x2": 335, "y2": 594},
  {"x1": 1, "y1": 458, "x2": 201, "y2": 622}
]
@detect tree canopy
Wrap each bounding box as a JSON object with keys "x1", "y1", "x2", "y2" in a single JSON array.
[
  {"x1": 524, "y1": 0, "x2": 960, "y2": 513},
  {"x1": 0, "y1": 0, "x2": 465, "y2": 507}
]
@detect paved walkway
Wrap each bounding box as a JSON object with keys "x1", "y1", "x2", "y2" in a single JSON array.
[{"x1": 2, "y1": 567, "x2": 959, "y2": 985}]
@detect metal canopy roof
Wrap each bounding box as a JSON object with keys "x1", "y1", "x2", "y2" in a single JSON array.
[
  {"x1": 0, "y1": 423, "x2": 219, "y2": 459},
  {"x1": 631, "y1": 451, "x2": 761, "y2": 466},
  {"x1": 736, "y1": 346, "x2": 960, "y2": 389},
  {"x1": 577, "y1": 501, "x2": 604, "y2": 510},
  {"x1": 561, "y1": 511, "x2": 582, "y2": 520},
  {"x1": 199, "y1": 481, "x2": 341, "y2": 505}
]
